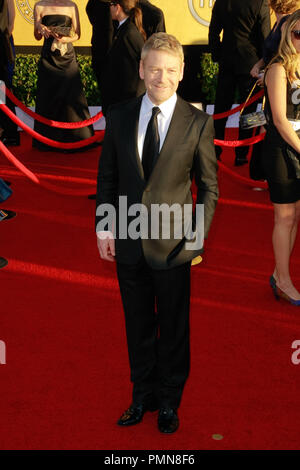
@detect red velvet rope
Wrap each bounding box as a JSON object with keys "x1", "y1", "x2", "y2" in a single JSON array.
[
  {"x1": 4, "y1": 86, "x2": 103, "y2": 129},
  {"x1": 0, "y1": 137, "x2": 268, "y2": 196},
  {"x1": 0, "y1": 103, "x2": 104, "y2": 149},
  {"x1": 212, "y1": 89, "x2": 264, "y2": 119},
  {"x1": 0, "y1": 87, "x2": 268, "y2": 194},
  {"x1": 217, "y1": 127, "x2": 267, "y2": 188},
  {"x1": 0, "y1": 140, "x2": 96, "y2": 196},
  {"x1": 0, "y1": 139, "x2": 39, "y2": 183},
  {"x1": 1, "y1": 98, "x2": 265, "y2": 149},
  {"x1": 0, "y1": 134, "x2": 268, "y2": 197},
  {"x1": 4, "y1": 82, "x2": 261, "y2": 125},
  {"x1": 214, "y1": 132, "x2": 265, "y2": 147}
]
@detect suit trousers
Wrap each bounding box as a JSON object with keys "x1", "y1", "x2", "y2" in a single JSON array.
[
  {"x1": 214, "y1": 64, "x2": 258, "y2": 160},
  {"x1": 116, "y1": 256, "x2": 191, "y2": 410}
]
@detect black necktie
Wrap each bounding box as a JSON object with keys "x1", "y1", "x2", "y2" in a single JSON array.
[{"x1": 142, "y1": 106, "x2": 161, "y2": 181}]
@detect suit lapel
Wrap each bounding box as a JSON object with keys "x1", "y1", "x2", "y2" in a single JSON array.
[
  {"x1": 148, "y1": 97, "x2": 194, "y2": 182},
  {"x1": 124, "y1": 96, "x2": 193, "y2": 183},
  {"x1": 125, "y1": 95, "x2": 145, "y2": 180}
]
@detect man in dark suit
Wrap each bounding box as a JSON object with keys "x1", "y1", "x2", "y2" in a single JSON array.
[
  {"x1": 96, "y1": 32, "x2": 219, "y2": 433},
  {"x1": 209, "y1": 0, "x2": 270, "y2": 165}
]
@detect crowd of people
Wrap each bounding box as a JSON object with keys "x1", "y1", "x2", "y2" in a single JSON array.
[{"x1": 1, "y1": 0, "x2": 300, "y2": 432}]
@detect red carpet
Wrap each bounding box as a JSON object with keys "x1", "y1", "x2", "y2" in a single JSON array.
[{"x1": 0, "y1": 131, "x2": 300, "y2": 450}]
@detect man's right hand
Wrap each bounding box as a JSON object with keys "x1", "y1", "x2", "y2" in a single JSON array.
[
  {"x1": 97, "y1": 231, "x2": 115, "y2": 262},
  {"x1": 250, "y1": 63, "x2": 261, "y2": 78}
]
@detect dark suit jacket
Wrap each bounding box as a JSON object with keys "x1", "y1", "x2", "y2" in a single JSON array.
[
  {"x1": 139, "y1": 0, "x2": 166, "y2": 38},
  {"x1": 208, "y1": 0, "x2": 270, "y2": 74},
  {"x1": 96, "y1": 95, "x2": 219, "y2": 269},
  {"x1": 100, "y1": 18, "x2": 145, "y2": 116}
]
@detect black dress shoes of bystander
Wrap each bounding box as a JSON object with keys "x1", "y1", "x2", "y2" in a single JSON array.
[
  {"x1": 0, "y1": 257, "x2": 8, "y2": 269},
  {"x1": 0, "y1": 209, "x2": 17, "y2": 221}
]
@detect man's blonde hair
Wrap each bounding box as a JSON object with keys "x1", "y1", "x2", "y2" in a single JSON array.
[{"x1": 141, "y1": 32, "x2": 184, "y2": 63}]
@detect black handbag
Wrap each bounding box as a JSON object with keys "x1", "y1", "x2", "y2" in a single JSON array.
[
  {"x1": 48, "y1": 26, "x2": 71, "y2": 37},
  {"x1": 240, "y1": 82, "x2": 266, "y2": 129},
  {"x1": 240, "y1": 110, "x2": 266, "y2": 129}
]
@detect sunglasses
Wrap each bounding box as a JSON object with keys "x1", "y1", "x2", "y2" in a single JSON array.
[{"x1": 292, "y1": 30, "x2": 300, "y2": 40}]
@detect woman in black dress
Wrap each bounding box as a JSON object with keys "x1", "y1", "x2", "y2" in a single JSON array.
[
  {"x1": 100, "y1": 0, "x2": 146, "y2": 116},
  {"x1": 263, "y1": 10, "x2": 300, "y2": 305},
  {"x1": 33, "y1": 0, "x2": 94, "y2": 150}
]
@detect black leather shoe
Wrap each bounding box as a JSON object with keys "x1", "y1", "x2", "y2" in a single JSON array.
[
  {"x1": 88, "y1": 193, "x2": 96, "y2": 200},
  {"x1": 158, "y1": 408, "x2": 179, "y2": 434},
  {"x1": 117, "y1": 404, "x2": 145, "y2": 426},
  {"x1": 0, "y1": 209, "x2": 17, "y2": 221},
  {"x1": 117, "y1": 401, "x2": 158, "y2": 426},
  {"x1": 0, "y1": 257, "x2": 8, "y2": 269},
  {"x1": 234, "y1": 157, "x2": 248, "y2": 166}
]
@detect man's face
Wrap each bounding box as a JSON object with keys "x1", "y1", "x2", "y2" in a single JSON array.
[
  {"x1": 139, "y1": 50, "x2": 184, "y2": 105},
  {"x1": 109, "y1": 3, "x2": 119, "y2": 20}
]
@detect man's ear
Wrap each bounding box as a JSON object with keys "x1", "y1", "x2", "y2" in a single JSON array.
[
  {"x1": 179, "y1": 62, "x2": 185, "y2": 82},
  {"x1": 139, "y1": 60, "x2": 145, "y2": 80}
]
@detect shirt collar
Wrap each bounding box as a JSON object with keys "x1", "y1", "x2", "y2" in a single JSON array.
[
  {"x1": 142, "y1": 92, "x2": 177, "y2": 119},
  {"x1": 118, "y1": 17, "x2": 128, "y2": 28}
]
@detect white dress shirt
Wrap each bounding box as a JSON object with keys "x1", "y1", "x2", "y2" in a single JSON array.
[
  {"x1": 97, "y1": 92, "x2": 177, "y2": 239},
  {"x1": 137, "y1": 92, "x2": 178, "y2": 159},
  {"x1": 118, "y1": 18, "x2": 128, "y2": 28}
]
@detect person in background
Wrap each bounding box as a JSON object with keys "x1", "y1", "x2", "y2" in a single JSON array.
[
  {"x1": 262, "y1": 10, "x2": 300, "y2": 305},
  {"x1": 6, "y1": 0, "x2": 15, "y2": 87},
  {"x1": 209, "y1": 0, "x2": 270, "y2": 165},
  {"x1": 251, "y1": 0, "x2": 300, "y2": 82},
  {"x1": 0, "y1": 0, "x2": 19, "y2": 146},
  {"x1": 0, "y1": 1, "x2": 17, "y2": 230},
  {"x1": 33, "y1": 0, "x2": 94, "y2": 151}
]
